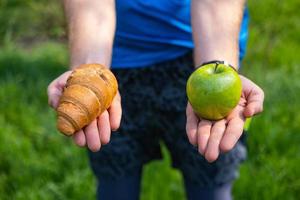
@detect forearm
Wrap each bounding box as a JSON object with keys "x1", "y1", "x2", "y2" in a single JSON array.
[
  {"x1": 191, "y1": 0, "x2": 246, "y2": 69},
  {"x1": 64, "y1": 0, "x2": 116, "y2": 69}
]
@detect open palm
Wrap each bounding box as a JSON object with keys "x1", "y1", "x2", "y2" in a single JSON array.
[
  {"x1": 186, "y1": 75, "x2": 264, "y2": 162},
  {"x1": 47, "y1": 70, "x2": 122, "y2": 152}
]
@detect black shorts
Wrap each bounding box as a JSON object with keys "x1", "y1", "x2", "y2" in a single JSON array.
[{"x1": 88, "y1": 53, "x2": 247, "y2": 187}]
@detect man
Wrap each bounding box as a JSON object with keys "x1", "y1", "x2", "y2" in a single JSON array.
[{"x1": 48, "y1": 0, "x2": 264, "y2": 199}]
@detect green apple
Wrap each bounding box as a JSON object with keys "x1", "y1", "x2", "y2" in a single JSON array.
[{"x1": 186, "y1": 63, "x2": 242, "y2": 120}]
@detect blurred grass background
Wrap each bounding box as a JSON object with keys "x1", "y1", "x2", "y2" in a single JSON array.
[{"x1": 0, "y1": 0, "x2": 300, "y2": 199}]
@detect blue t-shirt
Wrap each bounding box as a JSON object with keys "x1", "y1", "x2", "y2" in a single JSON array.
[{"x1": 111, "y1": 0, "x2": 249, "y2": 68}]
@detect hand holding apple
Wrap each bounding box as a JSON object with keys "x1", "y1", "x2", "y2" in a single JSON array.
[{"x1": 186, "y1": 72, "x2": 264, "y2": 163}]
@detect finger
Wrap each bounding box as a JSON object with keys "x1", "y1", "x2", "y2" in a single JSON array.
[
  {"x1": 72, "y1": 129, "x2": 86, "y2": 147},
  {"x1": 84, "y1": 120, "x2": 101, "y2": 152},
  {"x1": 186, "y1": 103, "x2": 199, "y2": 146},
  {"x1": 108, "y1": 93, "x2": 122, "y2": 131},
  {"x1": 244, "y1": 88, "x2": 264, "y2": 117},
  {"x1": 197, "y1": 119, "x2": 212, "y2": 155},
  {"x1": 220, "y1": 116, "x2": 245, "y2": 153},
  {"x1": 98, "y1": 111, "x2": 111, "y2": 145},
  {"x1": 47, "y1": 71, "x2": 72, "y2": 109},
  {"x1": 47, "y1": 82, "x2": 62, "y2": 109},
  {"x1": 205, "y1": 120, "x2": 226, "y2": 163}
]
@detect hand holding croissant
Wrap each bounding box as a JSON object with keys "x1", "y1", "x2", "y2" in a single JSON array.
[{"x1": 47, "y1": 64, "x2": 121, "y2": 151}]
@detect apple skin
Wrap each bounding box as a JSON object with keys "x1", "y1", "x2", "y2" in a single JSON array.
[{"x1": 186, "y1": 63, "x2": 242, "y2": 120}]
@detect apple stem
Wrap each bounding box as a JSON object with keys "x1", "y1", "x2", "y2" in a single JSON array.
[{"x1": 214, "y1": 63, "x2": 219, "y2": 72}]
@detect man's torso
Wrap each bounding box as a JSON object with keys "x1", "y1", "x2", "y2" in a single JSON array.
[{"x1": 112, "y1": 0, "x2": 249, "y2": 68}]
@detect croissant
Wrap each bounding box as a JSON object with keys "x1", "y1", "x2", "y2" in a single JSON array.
[{"x1": 56, "y1": 64, "x2": 118, "y2": 136}]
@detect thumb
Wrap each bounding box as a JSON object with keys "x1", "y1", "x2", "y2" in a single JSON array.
[
  {"x1": 47, "y1": 83, "x2": 62, "y2": 109},
  {"x1": 47, "y1": 71, "x2": 72, "y2": 109},
  {"x1": 243, "y1": 88, "x2": 264, "y2": 117}
]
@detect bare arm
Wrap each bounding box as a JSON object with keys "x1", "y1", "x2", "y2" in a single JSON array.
[
  {"x1": 187, "y1": 0, "x2": 264, "y2": 162},
  {"x1": 192, "y1": 0, "x2": 245, "y2": 68},
  {"x1": 64, "y1": 0, "x2": 116, "y2": 68}
]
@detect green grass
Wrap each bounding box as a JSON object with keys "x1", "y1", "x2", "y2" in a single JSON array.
[
  {"x1": 0, "y1": 0, "x2": 300, "y2": 199},
  {"x1": 0, "y1": 0, "x2": 65, "y2": 45},
  {"x1": 0, "y1": 43, "x2": 97, "y2": 200}
]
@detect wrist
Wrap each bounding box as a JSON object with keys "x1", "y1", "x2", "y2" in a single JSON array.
[
  {"x1": 194, "y1": 45, "x2": 239, "y2": 70},
  {"x1": 69, "y1": 51, "x2": 112, "y2": 70},
  {"x1": 70, "y1": 58, "x2": 110, "y2": 70},
  {"x1": 198, "y1": 60, "x2": 237, "y2": 72},
  {"x1": 68, "y1": 39, "x2": 113, "y2": 69}
]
